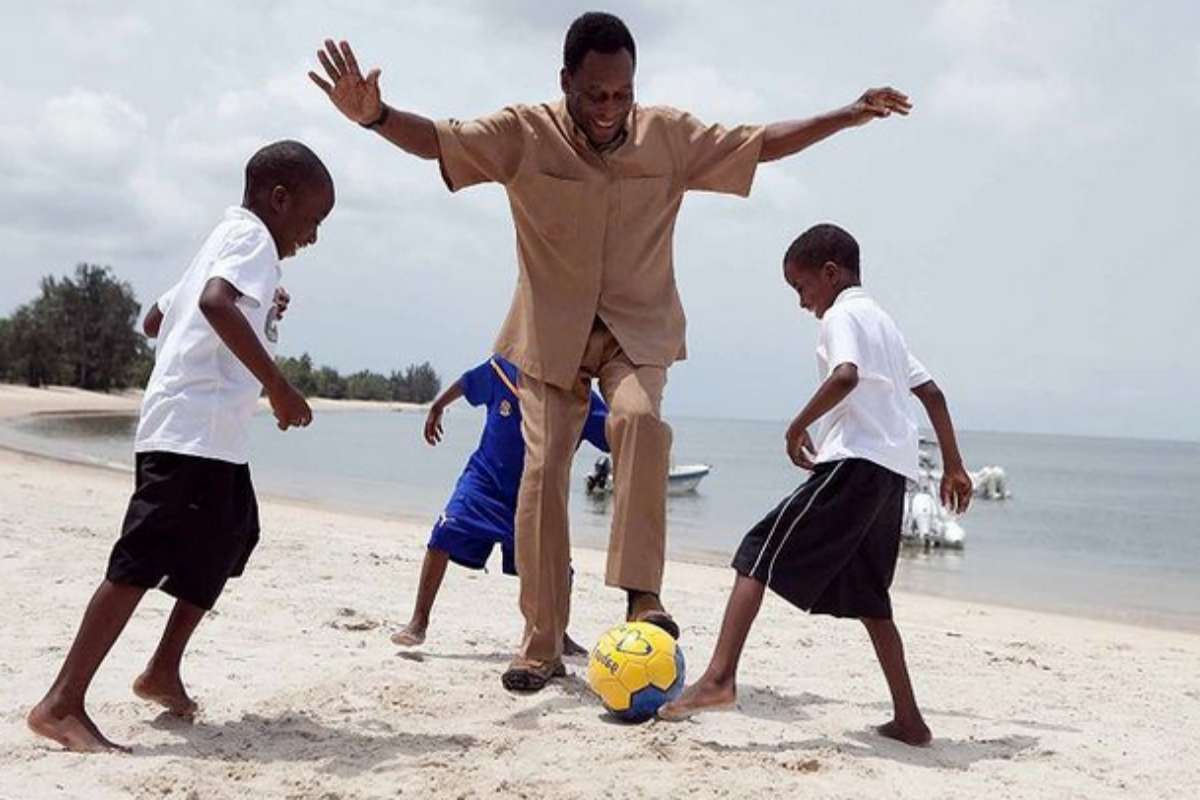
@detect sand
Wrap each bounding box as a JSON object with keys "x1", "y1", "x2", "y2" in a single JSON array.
[{"x1": 1, "y1": 387, "x2": 1197, "y2": 799}]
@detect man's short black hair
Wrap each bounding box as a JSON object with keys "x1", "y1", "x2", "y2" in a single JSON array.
[
  {"x1": 244, "y1": 140, "x2": 332, "y2": 199},
  {"x1": 563, "y1": 11, "x2": 636, "y2": 74},
  {"x1": 784, "y1": 223, "x2": 861, "y2": 276}
]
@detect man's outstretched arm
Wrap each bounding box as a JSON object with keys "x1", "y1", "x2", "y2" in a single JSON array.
[
  {"x1": 309, "y1": 39, "x2": 440, "y2": 160},
  {"x1": 759, "y1": 87, "x2": 911, "y2": 163}
]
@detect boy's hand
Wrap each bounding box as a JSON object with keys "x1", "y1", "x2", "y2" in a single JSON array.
[
  {"x1": 273, "y1": 287, "x2": 290, "y2": 320},
  {"x1": 940, "y1": 464, "x2": 973, "y2": 514},
  {"x1": 785, "y1": 418, "x2": 816, "y2": 469},
  {"x1": 309, "y1": 39, "x2": 383, "y2": 125},
  {"x1": 268, "y1": 380, "x2": 313, "y2": 431},
  {"x1": 843, "y1": 87, "x2": 912, "y2": 127},
  {"x1": 424, "y1": 405, "x2": 445, "y2": 446}
]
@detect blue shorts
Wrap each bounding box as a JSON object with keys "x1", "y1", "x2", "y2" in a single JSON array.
[{"x1": 427, "y1": 488, "x2": 517, "y2": 576}]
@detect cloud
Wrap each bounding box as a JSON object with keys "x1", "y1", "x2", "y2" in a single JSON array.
[
  {"x1": 929, "y1": 0, "x2": 1017, "y2": 50},
  {"x1": 924, "y1": 0, "x2": 1077, "y2": 136},
  {"x1": 38, "y1": 90, "x2": 149, "y2": 176},
  {"x1": 928, "y1": 70, "x2": 1070, "y2": 135},
  {"x1": 640, "y1": 65, "x2": 765, "y2": 119},
  {"x1": 47, "y1": 10, "x2": 150, "y2": 63}
]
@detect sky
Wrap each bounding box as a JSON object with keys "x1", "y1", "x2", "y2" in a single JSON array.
[{"x1": 2, "y1": 0, "x2": 1198, "y2": 441}]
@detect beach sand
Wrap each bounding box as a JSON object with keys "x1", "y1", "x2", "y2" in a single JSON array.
[{"x1": 1, "y1": 387, "x2": 1197, "y2": 799}]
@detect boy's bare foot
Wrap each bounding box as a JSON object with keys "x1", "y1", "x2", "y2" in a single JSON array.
[
  {"x1": 562, "y1": 632, "x2": 588, "y2": 657},
  {"x1": 876, "y1": 718, "x2": 932, "y2": 747},
  {"x1": 27, "y1": 699, "x2": 129, "y2": 753},
  {"x1": 132, "y1": 672, "x2": 197, "y2": 718},
  {"x1": 390, "y1": 621, "x2": 427, "y2": 647},
  {"x1": 656, "y1": 678, "x2": 736, "y2": 721}
]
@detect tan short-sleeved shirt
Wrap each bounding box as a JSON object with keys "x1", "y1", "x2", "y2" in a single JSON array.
[{"x1": 436, "y1": 99, "x2": 764, "y2": 389}]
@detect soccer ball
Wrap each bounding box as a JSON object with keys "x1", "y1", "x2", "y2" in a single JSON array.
[{"x1": 587, "y1": 621, "x2": 685, "y2": 722}]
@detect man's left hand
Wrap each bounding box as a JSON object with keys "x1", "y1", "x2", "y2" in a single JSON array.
[{"x1": 844, "y1": 87, "x2": 912, "y2": 127}]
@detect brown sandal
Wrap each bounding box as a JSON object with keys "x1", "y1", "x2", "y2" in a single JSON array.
[
  {"x1": 501, "y1": 660, "x2": 566, "y2": 692},
  {"x1": 635, "y1": 609, "x2": 681, "y2": 640}
]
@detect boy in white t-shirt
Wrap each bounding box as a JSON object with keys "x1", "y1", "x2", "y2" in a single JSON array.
[
  {"x1": 660, "y1": 224, "x2": 973, "y2": 746},
  {"x1": 28, "y1": 140, "x2": 335, "y2": 753}
]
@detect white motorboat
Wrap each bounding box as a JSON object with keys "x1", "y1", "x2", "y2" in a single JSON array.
[
  {"x1": 584, "y1": 455, "x2": 711, "y2": 497},
  {"x1": 904, "y1": 440, "x2": 967, "y2": 549},
  {"x1": 969, "y1": 465, "x2": 1012, "y2": 500}
]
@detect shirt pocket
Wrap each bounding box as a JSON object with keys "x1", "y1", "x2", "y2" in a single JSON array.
[
  {"x1": 618, "y1": 175, "x2": 673, "y2": 231},
  {"x1": 515, "y1": 172, "x2": 583, "y2": 242}
]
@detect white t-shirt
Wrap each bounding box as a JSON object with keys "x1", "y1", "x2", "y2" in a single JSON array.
[
  {"x1": 812, "y1": 287, "x2": 932, "y2": 480},
  {"x1": 135, "y1": 206, "x2": 282, "y2": 464}
]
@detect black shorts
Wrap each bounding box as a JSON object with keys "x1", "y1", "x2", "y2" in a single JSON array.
[
  {"x1": 732, "y1": 458, "x2": 906, "y2": 620},
  {"x1": 106, "y1": 451, "x2": 260, "y2": 610}
]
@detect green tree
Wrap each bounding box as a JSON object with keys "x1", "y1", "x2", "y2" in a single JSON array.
[
  {"x1": 0, "y1": 317, "x2": 11, "y2": 381},
  {"x1": 402, "y1": 361, "x2": 441, "y2": 403},
  {"x1": 43, "y1": 264, "x2": 145, "y2": 390},
  {"x1": 126, "y1": 338, "x2": 156, "y2": 388},
  {"x1": 314, "y1": 365, "x2": 347, "y2": 399},
  {"x1": 345, "y1": 369, "x2": 391, "y2": 400},
  {"x1": 4, "y1": 302, "x2": 69, "y2": 387},
  {"x1": 276, "y1": 353, "x2": 318, "y2": 396}
]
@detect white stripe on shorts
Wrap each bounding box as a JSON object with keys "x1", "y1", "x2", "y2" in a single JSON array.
[
  {"x1": 765, "y1": 460, "x2": 845, "y2": 588},
  {"x1": 749, "y1": 465, "x2": 832, "y2": 578}
]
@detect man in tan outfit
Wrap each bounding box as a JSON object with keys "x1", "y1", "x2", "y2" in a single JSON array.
[{"x1": 311, "y1": 12, "x2": 911, "y2": 690}]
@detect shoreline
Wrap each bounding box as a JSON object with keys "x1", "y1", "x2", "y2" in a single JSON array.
[{"x1": 0, "y1": 386, "x2": 1197, "y2": 637}]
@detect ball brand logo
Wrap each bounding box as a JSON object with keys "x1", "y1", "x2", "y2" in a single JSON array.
[
  {"x1": 591, "y1": 647, "x2": 620, "y2": 675},
  {"x1": 614, "y1": 629, "x2": 653, "y2": 656}
]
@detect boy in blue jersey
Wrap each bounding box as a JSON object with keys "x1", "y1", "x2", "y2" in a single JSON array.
[{"x1": 392, "y1": 355, "x2": 609, "y2": 654}]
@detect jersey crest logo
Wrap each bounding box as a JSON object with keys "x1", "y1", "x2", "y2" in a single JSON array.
[{"x1": 499, "y1": 399, "x2": 513, "y2": 417}]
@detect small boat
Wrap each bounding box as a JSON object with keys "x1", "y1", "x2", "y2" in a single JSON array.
[
  {"x1": 904, "y1": 440, "x2": 967, "y2": 549},
  {"x1": 920, "y1": 438, "x2": 1012, "y2": 501},
  {"x1": 584, "y1": 455, "x2": 711, "y2": 497},
  {"x1": 969, "y1": 465, "x2": 1012, "y2": 500}
]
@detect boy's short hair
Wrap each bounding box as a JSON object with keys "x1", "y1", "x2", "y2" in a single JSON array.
[
  {"x1": 244, "y1": 140, "x2": 332, "y2": 199},
  {"x1": 785, "y1": 223, "x2": 861, "y2": 277},
  {"x1": 563, "y1": 12, "x2": 636, "y2": 74}
]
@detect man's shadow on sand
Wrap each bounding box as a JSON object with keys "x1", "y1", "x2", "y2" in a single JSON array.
[{"x1": 136, "y1": 711, "x2": 479, "y2": 777}]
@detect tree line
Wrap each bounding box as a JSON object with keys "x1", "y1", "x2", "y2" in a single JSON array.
[
  {"x1": 0, "y1": 264, "x2": 440, "y2": 403},
  {"x1": 275, "y1": 355, "x2": 440, "y2": 403}
]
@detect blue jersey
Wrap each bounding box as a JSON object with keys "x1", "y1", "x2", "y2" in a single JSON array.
[{"x1": 457, "y1": 355, "x2": 608, "y2": 508}]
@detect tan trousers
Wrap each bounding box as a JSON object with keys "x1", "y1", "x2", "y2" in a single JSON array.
[{"x1": 514, "y1": 321, "x2": 671, "y2": 665}]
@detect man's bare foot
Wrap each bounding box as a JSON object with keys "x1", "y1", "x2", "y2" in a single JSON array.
[
  {"x1": 656, "y1": 677, "x2": 736, "y2": 721},
  {"x1": 27, "y1": 699, "x2": 129, "y2": 753},
  {"x1": 390, "y1": 620, "x2": 427, "y2": 647},
  {"x1": 132, "y1": 672, "x2": 197, "y2": 718},
  {"x1": 876, "y1": 718, "x2": 932, "y2": 747},
  {"x1": 562, "y1": 632, "x2": 588, "y2": 657}
]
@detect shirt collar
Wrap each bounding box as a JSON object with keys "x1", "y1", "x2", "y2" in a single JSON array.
[
  {"x1": 226, "y1": 206, "x2": 281, "y2": 263},
  {"x1": 832, "y1": 286, "x2": 866, "y2": 307},
  {"x1": 553, "y1": 98, "x2": 630, "y2": 156}
]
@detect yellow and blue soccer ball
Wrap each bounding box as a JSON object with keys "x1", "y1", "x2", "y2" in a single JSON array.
[{"x1": 587, "y1": 621, "x2": 685, "y2": 722}]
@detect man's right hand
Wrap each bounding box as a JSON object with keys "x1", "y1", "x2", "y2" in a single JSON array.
[
  {"x1": 269, "y1": 381, "x2": 313, "y2": 431},
  {"x1": 309, "y1": 39, "x2": 382, "y2": 125}
]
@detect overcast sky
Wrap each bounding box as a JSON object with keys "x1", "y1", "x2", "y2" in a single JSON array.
[{"x1": 3, "y1": 1, "x2": 1197, "y2": 441}]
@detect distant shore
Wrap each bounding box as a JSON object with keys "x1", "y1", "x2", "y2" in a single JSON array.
[{"x1": 0, "y1": 383, "x2": 428, "y2": 421}]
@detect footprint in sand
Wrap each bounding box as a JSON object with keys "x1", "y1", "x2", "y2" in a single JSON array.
[{"x1": 328, "y1": 607, "x2": 380, "y2": 632}]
